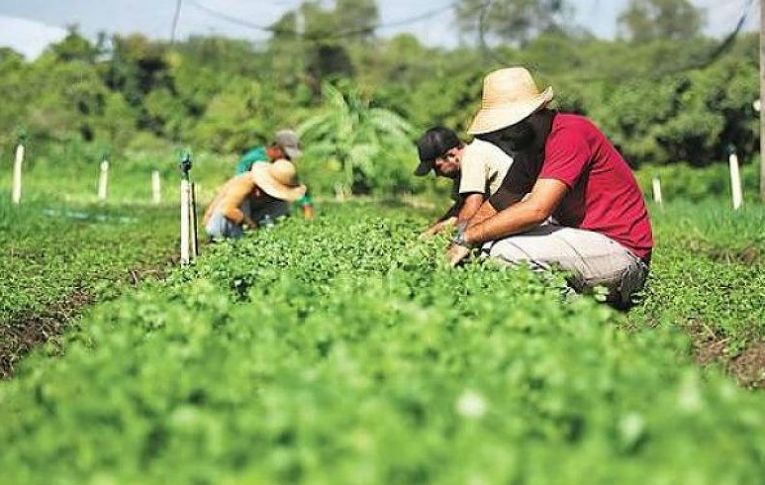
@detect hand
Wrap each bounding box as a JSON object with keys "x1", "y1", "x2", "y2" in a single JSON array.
[
  {"x1": 445, "y1": 243, "x2": 471, "y2": 267},
  {"x1": 419, "y1": 225, "x2": 440, "y2": 239},
  {"x1": 420, "y1": 217, "x2": 456, "y2": 239},
  {"x1": 242, "y1": 217, "x2": 258, "y2": 231}
]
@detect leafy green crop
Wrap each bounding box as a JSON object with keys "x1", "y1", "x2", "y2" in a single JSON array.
[
  {"x1": 630, "y1": 200, "x2": 765, "y2": 361},
  {"x1": 0, "y1": 196, "x2": 178, "y2": 375},
  {"x1": 1, "y1": 203, "x2": 763, "y2": 483}
]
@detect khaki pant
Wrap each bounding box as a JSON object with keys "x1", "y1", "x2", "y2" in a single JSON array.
[{"x1": 482, "y1": 224, "x2": 649, "y2": 307}]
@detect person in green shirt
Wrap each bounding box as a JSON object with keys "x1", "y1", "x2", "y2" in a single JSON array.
[{"x1": 235, "y1": 129, "x2": 314, "y2": 220}]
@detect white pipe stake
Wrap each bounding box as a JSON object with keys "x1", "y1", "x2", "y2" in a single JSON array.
[
  {"x1": 152, "y1": 170, "x2": 161, "y2": 204},
  {"x1": 12, "y1": 143, "x2": 24, "y2": 204},
  {"x1": 651, "y1": 177, "x2": 663, "y2": 205},
  {"x1": 729, "y1": 153, "x2": 743, "y2": 210},
  {"x1": 189, "y1": 182, "x2": 199, "y2": 260},
  {"x1": 98, "y1": 159, "x2": 109, "y2": 201},
  {"x1": 180, "y1": 179, "x2": 191, "y2": 266}
]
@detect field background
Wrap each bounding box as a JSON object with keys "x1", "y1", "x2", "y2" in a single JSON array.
[{"x1": 2, "y1": 0, "x2": 765, "y2": 481}]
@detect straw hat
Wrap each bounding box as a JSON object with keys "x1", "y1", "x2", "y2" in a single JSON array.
[
  {"x1": 468, "y1": 67, "x2": 554, "y2": 135},
  {"x1": 251, "y1": 159, "x2": 306, "y2": 201}
]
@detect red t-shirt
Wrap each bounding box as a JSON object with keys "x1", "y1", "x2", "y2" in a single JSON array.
[{"x1": 539, "y1": 114, "x2": 653, "y2": 260}]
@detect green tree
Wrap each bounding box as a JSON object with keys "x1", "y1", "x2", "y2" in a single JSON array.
[
  {"x1": 193, "y1": 79, "x2": 269, "y2": 153},
  {"x1": 276, "y1": 0, "x2": 379, "y2": 41},
  {"x1": 455, "y1": 0, "x2": 570, "y2": 46},
  {"x1": 618, "y1": 0, "x2": 705, "y2": 43},
  {"x1": 48, "y1": 26, "x2": 99, "y2": 63},
  {"x1": 175, "y1": 36, "x2": 262, "y2": 77},
  {"x1": 298, "y1": 82, "x2": 414, "y2": 197},
  {"x1": 103, "y1": 34, "x2": 172, "y2": 113},
  {"x1": 24, "y1": 56, "x2": 109, "y2": 144},
  {"x1": 0, "y1": 48, "x2": 31, "y2": 147},
  {"x1": 334, "y1": 0, "x2": 379, "y2": 40},
  {"x1": 270, "y1": 0, "x2": 379, "y2": 94}
]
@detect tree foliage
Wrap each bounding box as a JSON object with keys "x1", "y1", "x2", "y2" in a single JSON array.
[
  {"x1": 618, "y1": 0, "x2": 705, "y2": 43},
  {"x1": 270, "y1": 0, "x2": 379, "y2": 93},
  {"x1": 455, "y1": 0, "x2": 570, "y2": 45},
  {"x1": 299, "y1": 82, "x2": 415, "y2": 196},
  {"x1": 0, "y1": 0, "x2": 758, "y2": 195}
]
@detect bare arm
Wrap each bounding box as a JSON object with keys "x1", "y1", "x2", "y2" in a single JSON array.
[
  {"x1": 466, "y1": 199, "x2": 499, "y2": 229},
  {"x1": 220, "y1": 180, "x2": 256, "y2": 225},
  {"x1": 464, "y1": 178, "x2": 568, "y2": 245},
  {"x1": 203, "y1": 191, "x2": 222, "y2": 226},
  {"x1": 455, "y1": 193, "x2": 484, "y2": 229}
]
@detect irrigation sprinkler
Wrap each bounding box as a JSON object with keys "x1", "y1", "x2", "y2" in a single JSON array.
[
  {"x1": 179, "y1": 152, "x2": 199, "y2": 266},
  {"x1": 97, "y1": 154, "x2": 109, "y2": 201},
  {"x1": 727, "y1": 145, "x2": 743, "y2": 210}
]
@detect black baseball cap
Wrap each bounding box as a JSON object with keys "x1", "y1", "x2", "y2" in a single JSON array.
[{"x1": 414, "y1": 127, "x2": 460, "y2": 176}]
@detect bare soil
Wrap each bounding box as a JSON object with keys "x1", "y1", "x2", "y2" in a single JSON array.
[
  {"x1": 730, "y1": 343, "x2": 765, "y2": 388},
  {"x1": 704, "y1": 245, "x2": 760, "y2": 266},
  {"x1": 0, "y1": 289, "x2": 94, "y2": 378},
  {"x1": 689, "y1": 320, "x2": 765, "y2": 389},
  {"x1": 0, "y1": 265, "x2": 170, "y2": 379}
]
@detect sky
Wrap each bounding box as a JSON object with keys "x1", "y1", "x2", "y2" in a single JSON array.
[{"x1": 0, "y1": 0, "x2": 758, "y2": 59}]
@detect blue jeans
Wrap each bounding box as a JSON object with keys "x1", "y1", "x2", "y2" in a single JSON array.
[
  {"x1": 206, "y1": 199, "x2": 253, "y2": 240},
  {"x1": 205, "y1": 212, "x2": 244, "y2": 240}
]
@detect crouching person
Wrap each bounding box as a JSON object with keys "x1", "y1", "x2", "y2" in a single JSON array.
[
  {"x1": 414, "y1": 126, "x2": 514, "y2": 237},
  {"x1": 203, "y1": 160, "x2": 306, "y2": 240},
  {"x1": 236, "y1": 129, "x2": 315, "y2": 221},
  {"x1": 448, "y1": 67, "x2": 653, "y2": 308}
]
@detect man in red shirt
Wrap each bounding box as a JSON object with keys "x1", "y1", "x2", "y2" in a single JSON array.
[{"x1": 448, "y1": 67, "x2": 653, "y2": 307}]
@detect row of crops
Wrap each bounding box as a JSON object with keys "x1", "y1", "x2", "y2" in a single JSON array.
[
  {"x1": 0, "y1": 198, "x2": 178, "y2": 376},
  {"x1": 1, "y1": 202, "x2": 764, "y2": 482},
  {"x1": 634, "y1": 201, "x2": 765, "y2": 366}
]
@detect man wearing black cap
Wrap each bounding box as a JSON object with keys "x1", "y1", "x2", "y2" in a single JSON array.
[{"x1": 415, "y1": 127, "x2": 514, "y2": 236}]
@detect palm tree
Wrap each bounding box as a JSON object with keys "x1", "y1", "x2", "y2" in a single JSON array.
[{"x1": 298, "y1": 82, "x2": 414, "y2": 198}]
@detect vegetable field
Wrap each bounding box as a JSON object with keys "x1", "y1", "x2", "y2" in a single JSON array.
[
  {"x1": 634, "y1": 201, "x2": 765, "y2": 386},
  {"x1": 1, "y1": 201, "x2": 764, "y2": 483},
  {"x1": 0, "y1": 197, "x2": 178, "y2": 377},
  {"x1": 2, "y1": 3, "x2": 764, "y2": 482}
]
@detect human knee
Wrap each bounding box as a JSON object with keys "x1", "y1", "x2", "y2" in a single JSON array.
[
  {"x1": 487, "y1": 241, "x2": 536, "y2": 265},
  {"x1": 585, "y1": 259, "x2": 649, "y2": 309}
]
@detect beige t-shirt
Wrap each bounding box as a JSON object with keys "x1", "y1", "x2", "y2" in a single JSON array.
[{"x1": 458, "y1": 139, "x2": 513, "y2": 196}]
